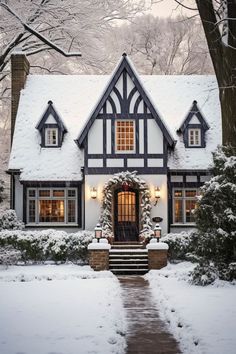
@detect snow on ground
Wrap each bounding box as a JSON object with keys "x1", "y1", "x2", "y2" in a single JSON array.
[
  {"x1": 146, "y1": 262, "x2": 236, "y2": 354},
  {"x1": 0, "y1": 264, "x2": 126, "y2": 354}
]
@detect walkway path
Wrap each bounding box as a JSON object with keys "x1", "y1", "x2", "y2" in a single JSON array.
[{"x1": 119, "y1": 276, "x2": 181, "y2": 354}]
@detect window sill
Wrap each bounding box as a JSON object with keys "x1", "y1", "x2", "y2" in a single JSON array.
[
  {"x1": 26, "y1": 223, "x2": 79, "y2": 228},
  {"x1": 170, "y1": 223, "x2": 196, "y2": 227}
]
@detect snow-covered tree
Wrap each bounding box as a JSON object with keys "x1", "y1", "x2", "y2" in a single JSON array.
[
  {"x1": 192, "y1": 146, "x2": 236, "y2": 282},
  {"x1": 99, "y1": 14, "x2": 213, "y2": 75},
  {"x1": 172, "y1": 0, "x2": 236, "y2": 146}
]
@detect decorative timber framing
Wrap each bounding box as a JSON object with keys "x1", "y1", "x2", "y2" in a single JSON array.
[
  {"x1": 177, "y1": 100, "x2": 210, "y2": 148},
  {"x1": 36, "y1": 100, "x2": 67, "y2": 148},
  {"x1": 75, "y1": 53, "x2": 174, "y2": 175},
  {"x1": 76, "y1": 53, "x2": 174, "y2": 148}
]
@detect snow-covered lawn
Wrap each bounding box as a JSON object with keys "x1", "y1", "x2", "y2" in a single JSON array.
[
  {"x1": 0, "y1": 264, "x2": 126, "y2": 354},
  {"x1": 146, "y1": 262, "x2": 236, "y2": 354}
]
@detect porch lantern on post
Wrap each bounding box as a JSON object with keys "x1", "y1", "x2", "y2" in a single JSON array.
[
  {"x1": 153, "y1": 223, "x2": 162, "y2": 241},
  {"x1": 154, "y1": 187, "x2": 161, "y2": 206},
  {"x1": 94, "y1": 223, "x2": 102, "y2": 242},
  {"x1": 90, "y1": 187, "x2": 97, "y2": 199}
]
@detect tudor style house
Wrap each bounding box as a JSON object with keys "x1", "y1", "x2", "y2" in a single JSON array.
[{"x1": 8, "y1": 52, "x2": 222, "y2": 241}]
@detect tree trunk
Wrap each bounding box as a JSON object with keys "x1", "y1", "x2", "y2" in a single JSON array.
[{"x1": 196, "y1": 0, "x2": 236, "y2": 147}]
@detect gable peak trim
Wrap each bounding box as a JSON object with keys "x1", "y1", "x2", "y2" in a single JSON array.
[{"x1": 76, "y1": 54, "x2": 175, "y2": 148}]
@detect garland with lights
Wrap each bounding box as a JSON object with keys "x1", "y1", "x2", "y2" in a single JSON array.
[{"x1": 100, "y1": 171, "x2": 152, "y2": 238}]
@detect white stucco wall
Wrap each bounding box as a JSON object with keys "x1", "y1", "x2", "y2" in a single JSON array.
[
  {"x1": 87, "y1": 119, "x2": 103, "y2": 154},
  {"x1": 84, "y1": 173, "x2": 168, "y2": 234},
  {"x1": 147, "y1": 119, "x2": 163, "y2": 154},
  {"x1": 14, "y1": 175, "x2": 23, "y2": 220}
]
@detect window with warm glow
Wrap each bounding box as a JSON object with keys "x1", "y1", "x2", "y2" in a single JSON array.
[
  {"x1": 27, "y1": 188, "x2": 77, "y2": 224},
  {"x1": 173, "y1": 189, "x2": 198, "y2": 224},
  {"x1": 45, "y1": 128, "x2": 58, "y2": 146},
  {"x1": 116, "y1": 120, "x2": 135, "y2": 152},
  {"x1": 188, "y1": 129, "x2": 201, "y2": 146}
]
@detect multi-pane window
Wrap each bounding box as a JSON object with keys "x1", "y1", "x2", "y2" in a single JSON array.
[
  {"x1": 27, "y1": 188, "x2": 77, "y2": 224},
  {"x1": 116, "y1": 120, "x2": 135, "y2": 152},
  {"x1": 173, "y1": 189, "x2": 198, "y2": 224},
  {"x1": 188, "y1": 129, "x2": 201, "y2": 146},
  {"x1": 45, "y1": 128, "x2": 58, "y2": 146}
]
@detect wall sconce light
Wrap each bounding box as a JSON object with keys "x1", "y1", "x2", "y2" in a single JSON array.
[
  {"x1": 94, "y1": 223, "x2": 102, "y2": 241},
  {"x1": 90, "y1": 187, "x2": 97, "y2": 199},
  {"x1": 154, "y1": 187, "x2": 161, "y2": 206}
]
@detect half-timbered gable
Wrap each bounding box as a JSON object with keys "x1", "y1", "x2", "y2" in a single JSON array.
[{"x1": 76, "y1": 53, "x2": 175, "y2": 175}]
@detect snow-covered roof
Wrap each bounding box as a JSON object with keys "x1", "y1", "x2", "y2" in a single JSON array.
[{"x1": 8, "y1": 72, "x2": 221, "y2": 180}]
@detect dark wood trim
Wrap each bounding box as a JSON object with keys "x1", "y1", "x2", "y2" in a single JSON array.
[
  {"x1": 108, "y1": 96, "x2": 117, "y2": 114},
  {"x1": 87, "y1": 153, "x2": 164, "y2": 159},
  {"x1": 127, "y1": 87, "x2": 138, "y2": 112},
  {"x1": 85, "y1": 167, "x2": 167, "y2": 175},
  {"x1": 134, "y1": 95, "x2": 142, "y2": 114}
]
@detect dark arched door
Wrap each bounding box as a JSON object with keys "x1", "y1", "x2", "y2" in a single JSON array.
[{"x1": 114, "y1": 188, "x2": 139, "y2": 242}]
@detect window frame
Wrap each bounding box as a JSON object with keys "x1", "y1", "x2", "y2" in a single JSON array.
[
  {"x1": 188, "y1": 128, "x2": 201, "y2": 147},
  {"x1": 172, "y1": 188, "x2": 198, "y2": 224},
  {"x1": 26, "y1": 187, "x2": 78, "y2": 225},
  {"x1": 115, "y1": 120, "x2": 135, "y2": 154},
  {"x1": 45, "y1": 127, "x2": 59, "y2": 147}
]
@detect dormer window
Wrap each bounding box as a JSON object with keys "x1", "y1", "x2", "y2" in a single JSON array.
[
  {"x1": 45, "y1": 128, "x2": 58, "y2": 146},
  {"x1": 178, "y1": 100, "x2": 210, "y2": 148},
  {"x1": 189, "y1": 128, "x2": 201, "y2": 146},
  {"x1": 36, "y1": 101, "x2": 67, "y2": 148}
]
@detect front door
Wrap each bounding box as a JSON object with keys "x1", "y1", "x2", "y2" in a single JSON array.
[{"x1": 114, "y1": 188, "x2": 139, "y2": 242}]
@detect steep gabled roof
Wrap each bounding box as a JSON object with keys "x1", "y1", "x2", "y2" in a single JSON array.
[
  {"x1": 178, "y1": 100, "x2": 210, "y2": 133},
  {"x1": 36, "y1": 100, "x2": 67, "y2": 133},
  {"x1": 76, "y1": 53, "x2": 175, "y2": 148}
]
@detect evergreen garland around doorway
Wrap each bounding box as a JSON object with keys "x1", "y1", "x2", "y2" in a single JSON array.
[{"x1": 100, "y1": 171, "x2": 152, "y2": 239}]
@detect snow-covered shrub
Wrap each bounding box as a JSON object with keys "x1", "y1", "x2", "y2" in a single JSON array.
[
  {"x1": 0, "y1": 246, "x2": 22, "y2": 266},
  {"x1": 192, "y1": 146, "x2": 236, "y2": 284},
  {"x1": 0, "y1": 229, "x2": 93, "y2": 264},
  {"x1": 191, "y1": 263, "x2": 219, "y2": 286},
  {"x1": 0, "y1": 209, "x2": 24, "y2": 231},
  {"x1": 161, "y1": 231, "x2": 197, "y2": 260}
]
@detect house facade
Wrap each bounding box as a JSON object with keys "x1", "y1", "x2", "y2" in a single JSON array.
[{"x1": 8, "y1": 53, "x2": 222, "y2": 241}]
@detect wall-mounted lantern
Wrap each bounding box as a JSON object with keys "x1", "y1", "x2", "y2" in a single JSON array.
[
  {"x1": 94, "y1": 223, "x2": 102, "y2": 241},
  {"x1": 90, "y1": 187, "x2": 97, "y2": 199},
  {"x1": 154, "y1": 187, "x2": 161, "y2": 206},
  {"x1": 153, "y1": 223, "x2": 162, "y2": 241}
]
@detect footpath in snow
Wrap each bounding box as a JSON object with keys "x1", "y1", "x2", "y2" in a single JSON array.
[
  {"x1": 146, "y1": 261, "x2": 236, "y2": 354},
  {"x1": 0, "y1": 264, "x2": 126, "y2": 354}
]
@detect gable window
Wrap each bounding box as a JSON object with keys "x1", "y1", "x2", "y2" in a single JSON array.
[
  {"x1": 188, "y1": 128, "x2": 201, "y2": 146},
  {"x1": 116, "y1": 120, "x2": 135, "y2": 152},
  {"x1": 27, "y1": 188, "x2": 77, "y2": 224},
  {"x1": 45, "y1": 128, "x2": 58, "y2": 146},
  {"x1": 173, "y1": 188, "x2": 198, "y2": 224}
]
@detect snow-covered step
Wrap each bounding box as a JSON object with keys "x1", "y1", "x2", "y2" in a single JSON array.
[
  {"x1": 109, "y1": 245, "x2": 149, "y2": 275},
  {"x1": 110, "y1": 249, "x2": 147, "y2": 253},
  {"x1": 110, "y1": 268, "x2": 148, "y2": 275}
]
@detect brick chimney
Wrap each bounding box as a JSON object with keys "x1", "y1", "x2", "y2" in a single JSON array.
[{"x1": 11, "y1": 52, "x2": 30, "y2": 142}]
